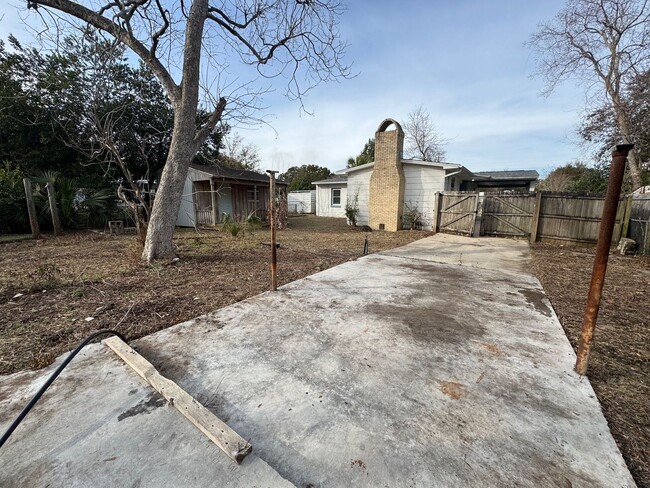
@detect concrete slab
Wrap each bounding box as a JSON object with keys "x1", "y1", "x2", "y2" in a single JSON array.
[
  {"x1": 0, "y1": 234, "x2": 635, "y2": 487},
  {"x1": 382, "y1": 233, "x2": 531, "y2": 273}
]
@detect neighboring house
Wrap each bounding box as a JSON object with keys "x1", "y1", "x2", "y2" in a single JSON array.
[
  {"x1": 176, "y1": 163, "x2": 287, "y2": 227},
  {"x1": 313, "y1": 118, "x2": 539, "y2": 231},
  {"x1": 287, "y1": 190, "x2": 316, "y2": 214}
]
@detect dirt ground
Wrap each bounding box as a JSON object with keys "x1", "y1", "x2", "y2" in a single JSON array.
[
  {"x1": 530, "y1": 244, "x2": 650, "y2": 488},
  {"x1": 0, "y1": 215, "x2": 430, "y2": 375}
]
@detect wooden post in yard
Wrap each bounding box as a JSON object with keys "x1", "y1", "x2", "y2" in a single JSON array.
[
  {"x1": 22, "y1": 178, "x2": 40, "y2": 239},
  {"x1": 267, "y1": 170, "x2": 279, "y2": 291},
  {"x1": 46, "y1": 181, "x2": 61, "y2": 237},
  {"x1": 575, "y1": 144, "x2": 633, "y2": 376},
  {"x1": 529, "y1": 191, "x2": 543, "y2": 244},
  {"x1": 432, "y1": 192, "x2": 440, "y2": 234},
  {"x1": 620, "y1": 195, "x2": 633, "y2": 241}
]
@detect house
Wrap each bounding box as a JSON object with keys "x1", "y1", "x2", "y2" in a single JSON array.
[
  {"x1": 176, "y1": 163, "x2": 288, "y2": 227},
  {"x1": 313, "y1": 118, "x2": 539, "y2": 231}
]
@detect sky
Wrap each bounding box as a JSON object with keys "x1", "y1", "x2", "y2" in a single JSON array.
[{"x1": 0, "y1": 0, "x2": 591, "y2": 176}]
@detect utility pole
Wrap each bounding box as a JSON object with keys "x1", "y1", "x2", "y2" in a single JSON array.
[
  {"x1": 267, "y1": 170, "x2": 279, "y2": 291},
  {"x1": 575, "y1": 144, "x2": 633, "y2": 375}
]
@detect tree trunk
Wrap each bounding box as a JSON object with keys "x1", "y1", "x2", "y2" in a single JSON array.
[
  {"x1": 141, "y1": 0, "x2": 208, "y2": 262},
  {"x1": 613, "y1": 99, "x2": 643, "y2": 190},
  {"x1": 141, "y1": 141, "x2": 194, "y2": 260}
]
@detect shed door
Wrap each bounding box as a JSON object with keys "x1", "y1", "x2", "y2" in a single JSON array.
[{"x1": 218, "y1": 184, "x2": 232, "y2": 219}]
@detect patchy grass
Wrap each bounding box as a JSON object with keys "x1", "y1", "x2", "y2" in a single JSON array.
[
  {"x1": 0, "y1": 215, "x2": 430, "y2": 375},
  {"x1": 530, "y1": 244, "x2": 650, "y2": 488}
]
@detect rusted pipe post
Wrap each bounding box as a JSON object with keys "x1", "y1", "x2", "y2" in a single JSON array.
[
  {"x1": 575, "y1": 143, "x2": 633, "y2": 376},
  {"x1": 267, "y1": 170, "x2": 279, "y2": 291}
]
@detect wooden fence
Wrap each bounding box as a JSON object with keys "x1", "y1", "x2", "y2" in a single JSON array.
[
  {"x1": 434, "y1": 191, "x2": 648, "y2": 252},
  {"x1": 627, "y1": 195, "x2": 650, "y2": 255}
]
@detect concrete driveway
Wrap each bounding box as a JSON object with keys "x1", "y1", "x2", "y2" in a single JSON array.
[{"x1": 0, "y1": 234, "x2": 635, "y2": 487}]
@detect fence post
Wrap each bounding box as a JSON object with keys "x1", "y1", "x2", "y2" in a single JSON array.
[
  {"x1": 432, "y1": 192, "x2": 440, "y2": 234},
  {"x1": 22, "y1": 178, "x2": 40, "y2": 239},
  {"x1": 620, "y1": 195, "x2": 633, "y2": 240},
  {"x1": 529, "y1": 191, "x2": 543, "y2": 243}
]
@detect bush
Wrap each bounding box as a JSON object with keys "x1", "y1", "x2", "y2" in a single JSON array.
[
  {"x1": 0, "y1": 162, "x2": 28, "y2": 234},
  {"x1": 345, "y1": 191, "x2": 360, "y2": 227}
]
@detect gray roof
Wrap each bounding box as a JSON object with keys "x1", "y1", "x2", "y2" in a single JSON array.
[
  {"x1": 473, "y1": 170, "x2": 539, "y2": 180},
  {"x1": 312, "y1": 175, "x2": 348, "y2": 185},
  {"x1": 190, "y1": 163, "x2": 287, "y2": 185}
]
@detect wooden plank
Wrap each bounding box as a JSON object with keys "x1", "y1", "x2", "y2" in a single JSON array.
[
  {"x1": 620, "y1": 195, "x2": 633, "y2": 240},
  {"x1": 104, "y1": 337, "x2": 252, "y2": 464},
  {"x1": 529, "y1": 191, "x2": 542, "y2": 243},
  {"x1": 22, "y1": 178, "x2": 40, "y2": 239}
]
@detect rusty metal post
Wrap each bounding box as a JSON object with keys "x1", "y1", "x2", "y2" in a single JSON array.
[
  {"x1": 575, "y1": 144, "x2": 633, "y2": 375},
  {"x1": 267, "y1": 170, "x2": 278, "y2": 291}
]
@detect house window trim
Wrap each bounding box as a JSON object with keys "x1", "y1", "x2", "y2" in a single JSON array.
[
  {"x1": 247, "y1": 186, "x2": 259, "y2": 203},
  {"x1": 331, "y1": 187, "x2": 342, "y2": 207}
]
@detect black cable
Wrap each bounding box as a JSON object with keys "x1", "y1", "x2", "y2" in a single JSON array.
[{"x1": 0, "y1": 329, "x2": 127, "y2": 449}]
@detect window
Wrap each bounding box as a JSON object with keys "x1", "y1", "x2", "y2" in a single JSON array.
[
  {"x1": 247, "y1": 186, "x2": 259, "y2": 202},
  {"x1": 331, "y1": 188, "x2": 341, "y2": 206},
  {"x1": 450, "y1": 177, "x2": 456, "y2": 190}
]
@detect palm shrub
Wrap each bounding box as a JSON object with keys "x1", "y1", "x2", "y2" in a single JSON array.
[{"x1": 0, "y1": 162, "x2": 28, "y2": 233}]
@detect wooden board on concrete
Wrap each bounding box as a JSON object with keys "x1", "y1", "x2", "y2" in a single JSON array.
[{"x1": 103, "y1": 336, "x2": 252, "y2": 464}]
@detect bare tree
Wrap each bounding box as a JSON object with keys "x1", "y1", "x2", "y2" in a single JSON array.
[
  {"x1": 402, "y1": 106, "x2": 446, "y2": 162},
  {"x1": 25, "y1": 0, "x2": 350, "y2": 261},
  {"x1": 220, "y1": 132, "x2": 261, "y2": 171},
  {"x1": 529, "y1": 0, "x2": 650, "y2": 190}
]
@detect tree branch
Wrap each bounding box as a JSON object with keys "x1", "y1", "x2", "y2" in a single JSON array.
[{"x1": 27, "y1": 0, "x2": 179, "y2": 103}]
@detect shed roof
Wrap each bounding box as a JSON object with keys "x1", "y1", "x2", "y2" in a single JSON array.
[
  {"x1": 312, "y1": 175, "x2": 348, "y2": 185},
  {"x1": 472, "y1": 170, "x2": 539, "y2": 180},
  {"x1": 190, "y1": 163, "x2": 287, "y2": 185}
]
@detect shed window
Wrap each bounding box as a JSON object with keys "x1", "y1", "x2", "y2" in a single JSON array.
[
  {"x1": 450, "y1": 177, "x2": 456, "y2": 190},
  {"x1": 247, "y1": 187, "x2": 259, "y2": 202},
  {"x1": 331, "y1": 188, "x2": 341, "y2": 206}
]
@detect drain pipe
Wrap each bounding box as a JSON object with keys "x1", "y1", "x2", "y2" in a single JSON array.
[{"x1": 575, "y1": 144, "x2": 633, "y2": 375}]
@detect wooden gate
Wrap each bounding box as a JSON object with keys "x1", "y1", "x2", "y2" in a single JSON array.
[
  {"x1": 481, "y1": 193, "x2": 536, "y2": 237},
  {"x1": 436, "y1": 192, "x2": 479, "y2": 235}
]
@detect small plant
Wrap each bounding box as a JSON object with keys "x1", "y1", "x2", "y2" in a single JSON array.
[
  {"x1": 221, "y1": 212, "x2": 243, "y2": 237},
  {"x1": 403, "y1": 202, "x2": 423, "y2": 230},
  {"x1": 28, "y1": 262, "x2": 61, "y2": 289},
  {"x1": 345, "y1": 191, "x2": 360, "y2": 227},
  {"x1": 245, "y1": 212, "x2": 263, "y2": 231}
]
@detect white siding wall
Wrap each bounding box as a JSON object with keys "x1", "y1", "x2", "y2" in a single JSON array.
[
  {"x1": 315, "y1": 184, "x2": 347, "y2": 218},
  {"x1": 288, "y1": 190, "x2": 315, "y2": 213},
  {"x1": 177, "y1": 174, "x2": 197, "y2": 227},
  {"x1": 347, "y1": 167, "x2": 373, "y2": 226},
  {"x1": 402, "y1": 164, "x2": 446, "y2": 230}
]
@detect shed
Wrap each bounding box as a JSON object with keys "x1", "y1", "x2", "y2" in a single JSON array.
[
  {"x1": 176, "y1": 164, "x2": 288, "y2": 227},
  {"x1": 287, "y1": 190, "x2": 316, "y2": 214}
]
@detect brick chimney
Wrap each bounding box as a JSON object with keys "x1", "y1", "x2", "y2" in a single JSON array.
[{"x1": 368, "y1": 118, "x2": 405, "y2": 231}]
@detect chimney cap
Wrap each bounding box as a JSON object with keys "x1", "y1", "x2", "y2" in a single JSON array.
[{"x1": 376, "y1": 118, "x2": 404, "y2": 135}]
